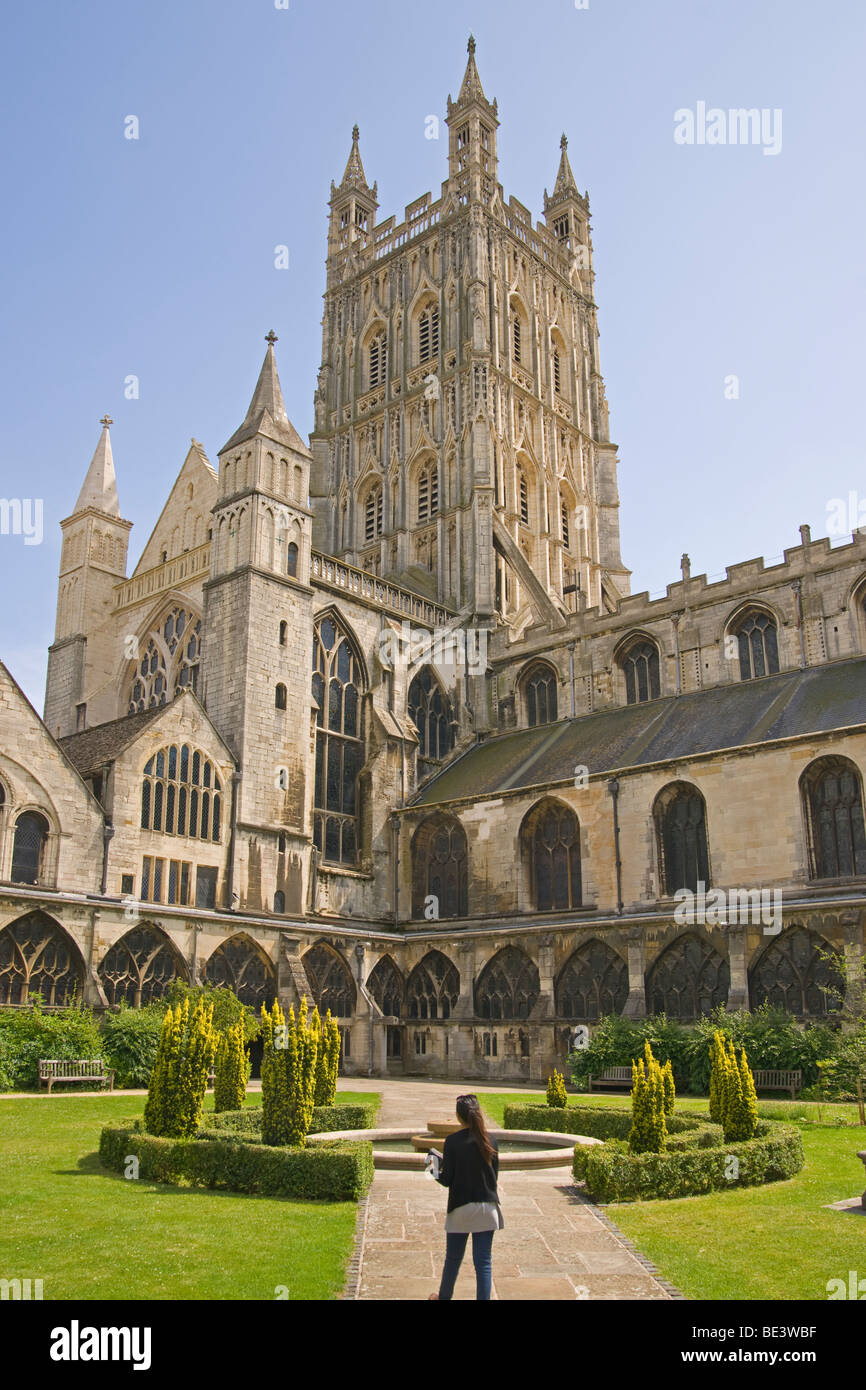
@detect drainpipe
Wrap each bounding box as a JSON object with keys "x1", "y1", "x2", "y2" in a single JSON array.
[
  {"x1": 225, "y1": 768, "x2": 241, "y2": 910},
  {"x1": 100, "y1": 825, "x2": 114, "y2": 896},
  {"x1": 607, "y1": 777, "x2": 623, "y2": 915},
  {"x1": 568, "y1": 642, "x2": 576, "y2": 718},
  {"x1": 355, "y1": 942, "x2": 375, "y2": 1077},
  {"x1": 390, "y1": 812, "x2": 400, "y2": 929},
  {"x1": 791, "y1": 580, "x2": 807, "y2": 668}
]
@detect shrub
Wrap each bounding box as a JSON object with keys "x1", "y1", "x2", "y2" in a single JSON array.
[
  {"x1": 312, "y1": 1008, "x2": 341, "y2": 1108},
  {"x1": 0, "y1": 1004, "x2": 104, "y2": 1090},
  {"x1": 628, "y1": 1043, "x2": 667, "y2": 1155},
  {"x1": 144, "y1": 997, "x2": 217, "y2": 1138},
  {"x1": 546, "y1": 1069, "x2": 568, "y2": 1108},
  {"x1": 99, "y1": 1125, "x2": 373, "y2": 1201},
  {"x1": 213, "y1": 1019, "x2": 248, "y2": 1113},
  {"x1": 204, "y1": 1102, "x2": 376, "y2": 1135},
  {"x1": 724, "y1": 1045, "x2": 758, "y2": 1143},
  {"x1": 261, "y1": 998, "x2": 319, "y2": 1147},
  {"x1": 99, "y1": 1006, "x2": 164, "y2": 1088},
  {"x1": 572, "y1": 1120, "x2": 804, "y2": 1202},
  {"x1": 661, "y1": 1058, "x2": 675, "y2": 1117},
  {"x1": 708, "y1": 1029, "x2": 727, "y2": 1126},
  {"x1": 164, "y1": 981, "x2": 259, "y2": 1045},
  {"x1": 503, "y1": 1102, "x2": 722, "y2": 1146}
]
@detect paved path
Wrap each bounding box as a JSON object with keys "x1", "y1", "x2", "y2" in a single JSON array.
[{"x1": 337, "y1": 1077, "x2": 674, "y2": 1302}]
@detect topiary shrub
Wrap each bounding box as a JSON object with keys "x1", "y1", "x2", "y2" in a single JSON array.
[
  {"x1": 260, "y1": 998, "x2": 319, "y2": 1147},
  {"x1": 213, "y1": 1018, "x2": 248, "y2": 1113},
  {"x1": 661, "y1": 1058, "x2": 675, "y2": 1117},
  {"x1": 205, "y1": 1103, "x2": 377, "y2": 1135},
  {"x1": 628, "y1": 1042, "x2": 667, "y2": 1154},
  {"x1": 546, "y1": 1069, "x2": 568, "y2": 1108},
  {"x1": 143, "y1": 997, "x2": 217, "y2": 1138},
  {"x1": 312, "y1": 1008, "x2": 341, "y2": 1108}
]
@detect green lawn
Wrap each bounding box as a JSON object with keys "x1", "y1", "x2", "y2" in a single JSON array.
[
  {"x1": 0, "y1": 1091, "x2": 379, "y2": 1300},
  {"x1": 480, "y1": 1092, "x2": 866, "y2": 1300}
]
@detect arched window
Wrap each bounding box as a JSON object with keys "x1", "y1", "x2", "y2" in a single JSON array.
[
  {"x1": 273, "y1": 891, "x2": 285, "y2": 914},
  {"x1": 364, "y1": 486, "x2": 383, "y2": 543},
  {"x1": 522, "y1": 799, "x2": 581, "y2": 910},
  {"x1": 654, "y1": 783, "x2": 710, "y2": 895},
  {"x1": 11, "y1": 812, "x2": 49, "y2": 884},
  {"x1": 312, "y1": 614, "x2": 365, "y2": 865},
  {"x1": 801, "y1": 756, "x2": 866, "y2": 879},
  {"x1": 522, "y1": 662, "x2": 558, "y2": 727},
  {"x1": 367, "y1": 955, "x2": 404, "y2": 1017},
  {"x1": 555, "y1": 941, "x2": 628, "y2": 1021},
  {"x1": 411, "y1": 813, "x2": 468, "y2": 919},
  {"x1": 620, "y1": 636, "x2": 661, "y2": 704},
  {"x1": 731, "y1": 608, "x2": 779, "y2": 680},
  {"x1": 518, "y1": 470, "x2": 529, "y2": 526},
  {"x1": 408, "y1": 667, "x2": 454, "y2": 761},
  {"x1": 368, "y1": 329, "x2": 388, "y2": 388},
  {"x1": 553, "y1": 349, "x2": 562, "y2": 394},
  {"x1": 511, "y1": 313, "x2": 521, "y2": 363},
  {"x1": 303, "y1": 942, "x2": 356, "y2": 1016},
  {"x1": 646, "y1": 933, "x2": 729, "y2": 1020},
  {"x1": 279, "y1": 620, "x2": 287, "y2": 646},
  {"x1": 750, "y1": 926, "x2": 844, "y2": 1018},
  {"x1": 205, "y1": 935, "x2": 276, "y2": 1009},
  {"x1": 275, "y1": 683, "x2": 287, "y2": 710},
  {"x1": 418, "y1": 303, "x2": 439, "y2": 363},
  {"x1": 560, "y1": 496, "x2": 570, "y2": 549},
  {"x1": 128, "y1": 606, "x2": 202, "y2": 713},
  {"x1": 287, "y1": 542, "x2": 298, "y2": 578},
  {"x1": 140, "y1": 745, "x2": 222, "y2": 841},
  {"x1": 407, "y1": 950, "x2": 460, "y2": 1019},
  {"x1": 475, "y1": 946, "x2": 540, "y2": 1020},
  {"x1": 98, "y1": 925, "x2": 187, "y2": 1008},
  {"x1": 417, "y1": 463, "x2": 439, "y2": 523},
  {"x1": 0, "y1": 912, "x2": 84, "y2": 1006}
]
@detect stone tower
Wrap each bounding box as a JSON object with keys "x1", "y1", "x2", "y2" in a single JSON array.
[
  {"x1": 44, "y1": 417, "x2": 132, "y2": 738},
  {"x1": 309, "y1": 36, "x2": 630, "y2": 632},
  {"x1": 201, "y1": 334, "x2": 314, "y2": 913}
]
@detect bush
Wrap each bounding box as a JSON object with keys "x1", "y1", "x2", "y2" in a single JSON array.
[
  {"x1": 213, "y1": 1019, "x2": 248, "y2": 1113},
  {"x1": 313, "y1": 1009, "x2": 341, "y2": 1108},
  {"x1": 260, "y1": 999, "x2": 318, "y2": 1147},
  {"x1": 164, "y1": 981, "x2": 259, "y2": 1045},
  {"x1": 144, "y1": 997, "x2": 217, "y2": 1138},
  {"x1": 572, "y1": 1120, "x2": 804, "y2": 1202},
  {"x1": 567, "y1": 1013, "x2": 695, "y2": 1092},
  {"x1": 99, "y1": 1124, "x2": 373, "y2": 1201},
  {"x1": 0, "y1": 1004, "x2": 104, "y2": 1090},
  {"x1": 724, "y1": 1045, "x2": 758, "y2": 1142},
  {"x1": 546, "y1": 1070, "x2": 568, "y2": 1108},
  {"x1": 100, "y1": 1006, "x2": 164, "y2": 1088},
  {"x1": 204, "y1": 1103, "x2": 376, "y2": 1135},
  {"x1": 628, "y1": 1043, "x2": 667, "y2": 1154},
  {"x1": 503, "y1": 1102, "x2": 722, "y2": 1146}
]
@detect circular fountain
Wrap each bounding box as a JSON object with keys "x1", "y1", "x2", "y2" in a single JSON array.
[{"x1": 307, "y1": 1118, "x2": 601, "y2": 1171}]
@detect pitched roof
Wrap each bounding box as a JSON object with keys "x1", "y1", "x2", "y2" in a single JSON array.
[
  {"x1": 74, "y1": 418, "x2": 120, "y2": 516},
  {"x1": 221, "y1": 339, "x2": 310, "y2": 455},
  {"x1": 411, "y1": 657, "x2": 866, "y2": 807},
  {"x1": 59, "y1": 707, "x2": 164, "y2": 779},
  {"x1": 549, "y1": 133, "x2": 578, "y2": 204}
]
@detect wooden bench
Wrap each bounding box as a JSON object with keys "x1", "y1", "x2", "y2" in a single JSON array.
[
  {"x1": 587, "y1": 1066, "x2": 634, "y2": 1092},
  {"x1": 38, "y1": 1059, "x2": 115, "y2": 1094},
  {"x1": 752, "y1": 1069, "x2": 802, "y2": 1099}
]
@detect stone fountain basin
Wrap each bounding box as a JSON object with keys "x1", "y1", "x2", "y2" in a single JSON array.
[{"x1": 307, "y1": 1125, "x2": 602, "y2": 1171}]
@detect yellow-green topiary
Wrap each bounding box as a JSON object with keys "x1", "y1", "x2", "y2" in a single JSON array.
[
  {"x1": 661, "y1": 1058, "x2": 676, "y2": 1117},
  {"x1": 213, "y1": 1018, "x2": 248, "y2": 1113},
  {"x1": 261, "y1": 996, "x2": 320, "y2": 1147},
  {"x1": 144, "y1": 997, "x2": 216, "y2": 1138},
  {"x1": 546, "y1": 1069, "x2": 568, "y2": 1108},
  {"x1": 724, "y1": 1044, "x2": 759, "y2": 1142},
  {"x1": 628, "y1": 1042, "x2": 667, "y2": 1154},
  {"x1": 708, "y1": 1029, "x2": 728, "y2": 1126},
  {"x1": 312, "y1": 1008, "x2": 341, "y2": 1108}
]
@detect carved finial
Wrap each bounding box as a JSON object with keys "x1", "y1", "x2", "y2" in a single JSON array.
[
  {"x1": 468, "y1": 33, "x2": 476, "y2": 55},
  {"x1": 99, "y1": 414, "x2": 113, "y2": 427},
  {"x1": 681, "y1": 553, "x2": 691, "y2": 580},
  {"x1": 265, "y1": 330, "x2": 278, "y2": 347},
  {"x1": 561, "y1": 132, "x2": 568, "y2": 150},
  {"x1": 351, "y1": 123, "x2": 359, "y2": 142}
]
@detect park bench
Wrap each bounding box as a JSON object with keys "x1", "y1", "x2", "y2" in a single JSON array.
[
  {"x1": 752, "y1": 1069, "x2": 802, "y2": 1099},
  {"x1": 38, "y1": 1059, "x2": 115, "y2": 1094},
  {"x1": 587, "y1": 1066, "x2": 634, "y2": 1092}
]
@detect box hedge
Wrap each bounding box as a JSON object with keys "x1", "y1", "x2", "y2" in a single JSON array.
[
  {"x1": 571, "y1": 1120, "x2": 804, "y2": 1202},
  {"x1": 503, "y1": 1102, "x2": 723, "y2": 1147},
  {"x1": 99, "y1": 1124, "x2": 373, "y2": 1201},
  {"x1": 204, "y1": 1103, "x2": 376, "y2": 1135}
]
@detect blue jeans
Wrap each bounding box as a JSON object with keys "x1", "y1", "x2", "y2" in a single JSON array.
[{"x1": 437, "y1": 1230, "x2": 495, "y2": 1301}]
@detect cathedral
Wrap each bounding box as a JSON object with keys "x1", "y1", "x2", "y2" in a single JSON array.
[{"x1": 1, "y1": 40, "x2": 864, "y2": 1080}]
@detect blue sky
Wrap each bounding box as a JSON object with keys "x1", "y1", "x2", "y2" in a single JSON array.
[{"x1": 1, "y1": 0, "x2": 864, "y2": 708}]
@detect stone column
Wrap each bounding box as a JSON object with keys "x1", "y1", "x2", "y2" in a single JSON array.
[
  {"x1": 725, "y1": 925, "x2": 750, "y2": 1012},
  {"x1": 841, "y1": 910, "x2": 866, "y2": 1023},
  {"x1": 622, "y1": 926, "x2": 647, "y2": 1018}
]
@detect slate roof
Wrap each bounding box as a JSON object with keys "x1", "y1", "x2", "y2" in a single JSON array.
[
  {"x1": 412, "y1": 657, "x2": 866, "y2": 807},
  {"x1": 59, "y1": 707, "x2": 164, "y2": 779}
]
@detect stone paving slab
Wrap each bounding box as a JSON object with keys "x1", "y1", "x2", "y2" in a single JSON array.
[{"x1": 344, "y1": 1078, "x2": 675, "y2": 1302}]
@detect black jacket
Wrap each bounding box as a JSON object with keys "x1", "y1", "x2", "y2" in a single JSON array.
[{"x1": 435, "y1": 1127, "x2": 500, "y2": 1213}]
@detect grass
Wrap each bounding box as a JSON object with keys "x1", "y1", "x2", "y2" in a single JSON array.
[
  {"x1": 480, "y1": 1091, "x2": 866, "y2": 1300},
  {"x1": 0, "y1": 1090, "x2": 380, "y2": 1300}
]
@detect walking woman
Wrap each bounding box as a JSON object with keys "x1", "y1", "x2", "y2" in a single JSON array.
[{"x1": 428, "y1": 1093, "x2": 503, "y2": 1301}]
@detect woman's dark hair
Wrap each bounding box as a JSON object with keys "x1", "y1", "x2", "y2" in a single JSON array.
[{"x1": 456, "y1": 1094, "x2": 495, "y2": 1167}]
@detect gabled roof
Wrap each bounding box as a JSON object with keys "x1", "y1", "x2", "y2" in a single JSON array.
[
  {"x1": 59, "y1": 707, "x2": 165, "y2": 779},
  {"x1": 411, "y1": 657, "x2": 866, "y2": 807}
]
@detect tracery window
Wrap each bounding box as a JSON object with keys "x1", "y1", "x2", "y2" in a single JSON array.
[
  {"x1": 367, "y1": 954, "x2": 404, "y2": 1017},
  {"x1": 408, "y1": 667, "x2": 454, "y2": 761},
  {"x1": 0, "y1": 912, "x2": 83, "y2": 1006},
  {"x1": 522, "y1": 662, "x2": 558, "y2": 727},
  {"x1": 645, "y1": 933, "x2": 729, "y2": 1020},
  {"x1": 555, "y1": 942, "x2": 628, "y2": 1021},
  {"x1": 368, "y1": 330, "x2": 387, "y2": 388},
  {"x1": 750, "y1": 926, "x2": 844, "y2": 1017},
  {"x1": 205, "y1": 936, "x2": 276, "y2": 1009},
  {"x1": 364, "y1": 486, "x2": 383, "y2": 543},
  {"x1": 10, "y1": 811, "x2": 49, "y2": 885},
  {"x1": 733, "y1": 609, "x2": 779, "y2": 680},
  {"x1": 620, "y1": 636, "x2": 660, "y2": 704},
  {"x1": 98, "y1": 925, "x2": 186, "y2": 1007},
  {"x1": 553, "y1": 349, "x2": 562, "y2": 394},
  {"x1": 801, "y1": 756, "x2": 866, "y2": 879},
  {"x1": 407, "y1": 950, "x2": 460, "y2": 1020},
  {"x1": 411, "y1": 813, "x2": 468, "y2": 919},
  {"x1": 140, "y1": 745, "x2": 222, "y2": 842},
  {"x1": 511, "y1": 314, "x2": 521, "y2": 363},
  {"x1": 419, "y1": 304, "x2": 439, "y2": 363},
  {"x1": 523, "y1": 799, "x2": 581, "y2": 910},
  {"x1": 561, "y1": 498, "x2": 570, "y2": 549},
  {"x1": 128, "y1": 606, "x2": 202, "y2": 712},
  {"x1": 475, "y1": 946, "x2": 540, "y2": 1021},
  {"x1": 518, "y1": 470, "x2": 529, "y2": 526},
  {"x1": 417, "y1": 463, "x2": 439, "y2": 523},
  {"x1": 655, "y1": 783, "x2": 710, "y2": 895},
  {"x1": 312, "y1": 615, "x2": 364, "y2": 865},
  {"x1": 303, "y1": 942, "x2": 356, "y2": 1016}
]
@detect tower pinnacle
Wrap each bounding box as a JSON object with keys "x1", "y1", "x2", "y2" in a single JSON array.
[{"x1": 74, "y1": 416, "x2": 120, "y2": 516}]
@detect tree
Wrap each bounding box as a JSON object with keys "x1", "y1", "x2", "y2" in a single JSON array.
[
  {"x1": 628, "y1": 1042, "x2": 667, "y2": 1154},
  {"x1": 661, "y1": 1058, "x2": 676, "y2": 1117},
  {"x1": 546, "y1": 1069, "x2": 568, "y2": 1108},
  {"x1": 313, "y1": 1008, "x2": 341, "y2": 1108},
  {"x1": 260, "y1": 996, "x2": 320, "y2": 1147},
  {"x1": 213, "y1": 1018, "x2": 248, "y2": 1112},
  {"x1": 144, "y1": 997, "x2": 216, "y2": 1138},
  {"x1": 708, "y1": 1029, "x2": 728, "y2": 1126}
]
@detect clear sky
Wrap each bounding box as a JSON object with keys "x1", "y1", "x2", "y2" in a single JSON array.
[{"x1": 1, "y1": 0, "x2": 864, "y2": 709}]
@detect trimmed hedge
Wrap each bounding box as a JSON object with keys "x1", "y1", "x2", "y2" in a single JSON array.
[
  {"x1": 571, "y1": 1120, "x2": 804, "y2": 1202},
  {"x1": 204, "y1": 1103, "x2": 376, "y2": 1135},
  {"x1": 503, "y1": 1102, "x2": 723, "y2": 1147},
  {"x1": 99, "y1": 1124, "x2": 373, "y2": 1201}
]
